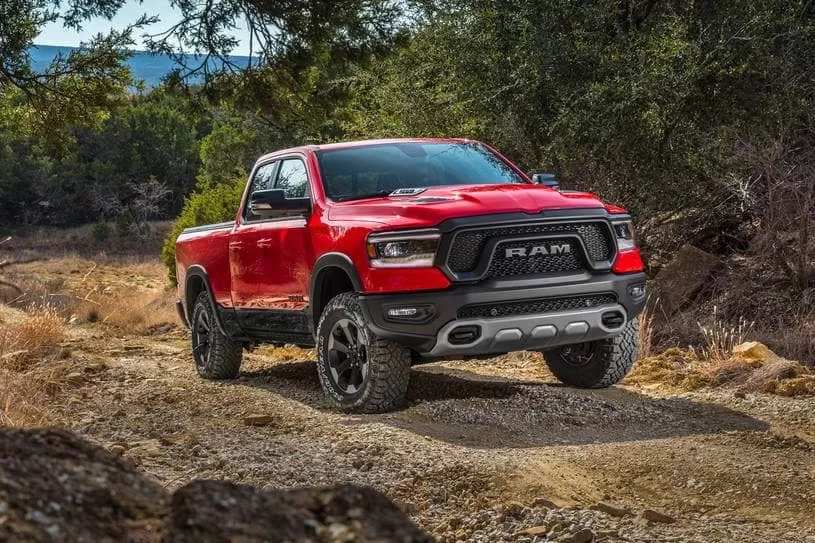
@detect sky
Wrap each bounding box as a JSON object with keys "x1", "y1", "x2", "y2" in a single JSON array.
[{"x1": 36, "y1": 0, "x2": 251, "y2": 55}]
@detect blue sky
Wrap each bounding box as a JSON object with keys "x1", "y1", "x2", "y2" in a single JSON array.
[{"x1": 37, "y1": 1, "x2": 250, "y2": 55}]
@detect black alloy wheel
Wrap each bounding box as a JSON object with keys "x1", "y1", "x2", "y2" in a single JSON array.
[
  {"x1": 192, "y1": 306, "x2": 212, "y2": 371},
  {"x1": 326, "y1": 318, "x2": 369, "y2": 395}
]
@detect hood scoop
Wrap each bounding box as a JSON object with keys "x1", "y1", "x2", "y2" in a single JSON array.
[
  {"x1": 411, "y1": 196, "x2": 452, "y2": 203},
  {"x1": 390, "y1": 187, "x2": 427, "y2": 196}
]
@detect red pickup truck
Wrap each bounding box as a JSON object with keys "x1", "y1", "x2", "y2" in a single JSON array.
[{"x1": 175, "y1": 138, "x2": 646, "y2": 413}]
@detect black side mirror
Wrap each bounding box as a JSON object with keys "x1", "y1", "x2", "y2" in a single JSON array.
[
  {"x1": 530, "y1": 172, "x2": 560, "y2": 190},
  {"x1": 249, "y1": 189, "x2": 310, "y2": 218}
]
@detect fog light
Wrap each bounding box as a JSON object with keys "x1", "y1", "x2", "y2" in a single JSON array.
[
  {"x1": 628, "y1": 283, "x2": 647, "y2": 299},
  {"x1": 388, "y1": 307, "x2": 417, "y2": 317},
  {"x1": 384, "y1": 304, "x2": 435, "y2": 324}
]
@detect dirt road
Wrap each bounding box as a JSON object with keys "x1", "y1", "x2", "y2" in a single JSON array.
[
  {"x1": 48, "y1": 324, "x2": 812, "y2": 543},
  {"x1": 4, "y1": 256, "x2": 815, "y2": 542}
]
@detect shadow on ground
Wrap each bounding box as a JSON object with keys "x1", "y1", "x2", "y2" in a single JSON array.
[{"x1": 235, "y1": 358, "x2": 768, "y2": 449}]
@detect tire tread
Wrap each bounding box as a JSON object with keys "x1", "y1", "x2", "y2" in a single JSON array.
[
  {"x1": 543, "y1": 318, "x2": 638, "y2": 388},
  {"x1": 316, "y1": 293, "x2": 411, "y2": 413},
  {"x1": 192, "y1": 292, "x2": 242, "y2": 380}
]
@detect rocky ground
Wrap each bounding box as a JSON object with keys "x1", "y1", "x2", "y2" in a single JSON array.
[{"x1": 2, "y1": 256, "x2": 815, "y2": 542}]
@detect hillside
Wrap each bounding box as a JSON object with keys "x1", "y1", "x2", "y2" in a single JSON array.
[{"x1": 29, "y1": 44, "x2": 252, "y2": 87}]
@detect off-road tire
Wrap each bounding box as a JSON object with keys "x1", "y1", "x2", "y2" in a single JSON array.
[
  {"x1": 543, "y1": 318, "x2": 638, "y2": 388},
  {"x1": 191, "y1": 291, "x2": 242, "y2": 380},
  {"x1": 316, "y1": 292, "x2": 411, "y2": 413}
]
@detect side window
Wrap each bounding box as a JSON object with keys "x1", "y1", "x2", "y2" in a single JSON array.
[
  {"x1": 245, "y1": 161, "x2": 277, "y2": 220},
  {"x1": 250, "y1": 162, "x2": 277, "y2": 193},
  {"x1": 276, "y1": 159, "x2": 309, "y2": 199}
]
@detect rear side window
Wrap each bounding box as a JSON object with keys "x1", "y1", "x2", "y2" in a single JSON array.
[{"x1": 276, "y1": 159, "x2": 309, "y2": 198}]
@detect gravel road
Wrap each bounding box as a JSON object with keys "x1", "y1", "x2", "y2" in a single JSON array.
[{"x1": 54, "y1": 326, "x2": 815, "y2": 543}]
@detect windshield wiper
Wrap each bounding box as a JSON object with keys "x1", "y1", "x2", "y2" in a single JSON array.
[
  {"x1": 332, "y1": 190, "x2": 393, "y2": 202},
  {"x1": 332, "y1": 187, "x2": 429, "y2": 202}
]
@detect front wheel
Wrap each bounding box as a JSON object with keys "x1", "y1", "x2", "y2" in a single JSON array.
[
  {"x1": 316, "y1": 293, "x2": 411, "y2": 413},
  {"x1": 542, "y1": 318, "x2": 638, "y2": 388}
]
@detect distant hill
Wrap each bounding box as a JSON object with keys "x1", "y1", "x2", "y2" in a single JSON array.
[{"x1": 30, "y1": 44, "x2": 252, "y2": 88}]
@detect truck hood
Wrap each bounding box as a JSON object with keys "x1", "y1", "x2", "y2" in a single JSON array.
[{"x1": 327, "y1": 183, "x2": 608, "y2": 228}]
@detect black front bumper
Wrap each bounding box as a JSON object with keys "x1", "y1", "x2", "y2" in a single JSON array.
[{"x1": 358, "y1": 272, "x2": 647, "y2": 357}]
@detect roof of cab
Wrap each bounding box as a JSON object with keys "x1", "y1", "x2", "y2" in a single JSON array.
[{"x1": 255, "y1": 137, "x2": 474, "y2": 163}]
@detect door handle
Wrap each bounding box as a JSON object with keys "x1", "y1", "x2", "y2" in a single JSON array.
[{"x1": 257, "y1": 238, "x2": 274, "y2": 249}]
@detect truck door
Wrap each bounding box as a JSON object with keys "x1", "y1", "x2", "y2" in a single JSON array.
[{"x1": 229, "y1": 156, "x2": 315, "y2": 339}]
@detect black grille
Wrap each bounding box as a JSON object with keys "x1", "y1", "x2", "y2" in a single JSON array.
[
  {"x1": 458, "y1": 294, "x2": 617, "y2": 320},
  {"x1": 486, "y1": 238, "x2": 583, "y2": 277},
  {"x1": 447, "y1": 222, "x2": 614, "y2": 274}
]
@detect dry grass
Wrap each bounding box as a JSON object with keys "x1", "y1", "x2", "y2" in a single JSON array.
[
  {"x1": 697, "y1": 306, "x2": 754, "y2": 361},
  {"x1": 0, "y1": 304, "x2": 65, "y2": 369},
  {"x1": 0, "y1": 304, "x2": 66, "y2": 426},
  {"x1": 625, "y1": 343, "x2": 815, "y2": 397},
  {"x1": 637, "y1": 300, "x2": 656, "y2": 360},
  {"x1": 92, "y1": 291, "x2": 178, "y2": 335},
  {"x1": 1, "y1": 254, "x2": 178, "y2": 336}
]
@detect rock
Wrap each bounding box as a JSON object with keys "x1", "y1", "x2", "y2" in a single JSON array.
[
  {"x1": 0, "y1": 429, "x2": 431, "y2": 542},
  {"x1": 640, "y1": 508, "x2": 677, "y2": 524},
  {"x1": 243, "y1": 414, "x2": 278, "y2": 427},
  {"x1": 531, "y1": 497, "x2": 558, "y2": 509},
  {"x1": 590, "y1": 501, "x2": 631, "y2": 517},
  {"x1": 500, "y1": 501, "x2": 526, "y2": 519},
  {"x1": 108, "y1": 445, "x2": 126, "y2": 457},
  {"x1": 733, "y1": 341, "x2": 781, "y2": 363},
  {"x1": 557, "y1": 528, "x2": 595, "y2": 543},
  {"x1": 168, "y1": 480, "x2": 432, "y2": 542},
  {"x1": 64, "y1": 372, "x2": 84, "y2": 384},
  {"x1": 516, "y1": 525, "x2": 549, "y2": 537},
  {"x1": 0, "y1": 428, "x2": 168, "y2": 541},
  {"x1": 651, "y1": 244, "x2": 720, "y2": 315},
  {"x1": 128, "y1": 439, "x2": 164, "y2": 458}
]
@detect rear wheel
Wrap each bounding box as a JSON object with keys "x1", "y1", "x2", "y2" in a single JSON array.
[
  {"x1": 191, "y1": 291, "x2": 242, "y2": 379},
  {"x1": 316, "y1": 293, "x2": 411, "y2": 413},
  {"x1": 542, "y1": 318, "x2": 638, "y2": 388}
]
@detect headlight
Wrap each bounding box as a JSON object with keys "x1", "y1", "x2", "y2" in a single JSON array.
[
  {"x1": 366, "y1": 231, "x2": 440, "y2": 268},
  {"x1": 612, "y1": 220, "x2": 636, "y2": 251}
]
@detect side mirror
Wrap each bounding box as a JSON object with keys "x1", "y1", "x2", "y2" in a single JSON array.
[
  {"x1": 530, "y1": 172, "x2": 560, "y2": 191},
  {"x1": 249, "y1": 189, "x2": 310, "y2": 218}
]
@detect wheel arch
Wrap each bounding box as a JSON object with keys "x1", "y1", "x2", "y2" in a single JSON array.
[
  {"x1": 310, "y1": 253, "x2": 363, "y2": 334},
  {"x1": 184, "y1": 265, "x2": 230, "y2": 336}
]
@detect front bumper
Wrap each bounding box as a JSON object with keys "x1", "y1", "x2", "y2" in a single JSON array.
[{"x1": 358, "y1": 272, "x2": 647, "y2": 357}]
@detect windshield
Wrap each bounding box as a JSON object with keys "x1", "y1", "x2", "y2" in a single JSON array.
[{"x1": 316, "y1": 142, "x2": 526, "y2": 201}]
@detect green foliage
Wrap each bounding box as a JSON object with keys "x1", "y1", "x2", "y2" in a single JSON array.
[
  {"x1": 115, "y1": 207, "x2": 134, "y2": 237},
  {"x1": 0, "y1": 1, "x2": 152, "y2": 135},
  {"x1": 197, "y1": 115, "x2": 270, "y2": 187},
  {"x1": 92, "y1": 219, "x2": 110, "y2": 242},
  {"x1": 345, "y1": 0, "x2": 815, "y2": 231},
  {"x1": 161, "y1": 177, "x2": 246, "y2": 284},
  {"x1": 0, "y1": 87, "x2": 204, "y2": 226}
]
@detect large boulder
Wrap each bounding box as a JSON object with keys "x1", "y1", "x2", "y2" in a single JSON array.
[
  {"x1": 169, "y1": 481, "x2": 433, "y2": 542},
  {"x1": 0, "y1": 429, "x2": 431, "y2": 542},
  {"x1": 651, "y1": 244, "x2": 721, "y2": 315},
  {"x1": 0, "y1": 429, "x2": 168, "y2": 542}
]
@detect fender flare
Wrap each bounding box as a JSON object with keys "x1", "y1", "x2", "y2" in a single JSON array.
[
  {"x1": 184, "y1": 265, "x2": 231, "y2": 337},
  {"x1": 309, "y1": 253, "x2": 363, "y2": 330}
]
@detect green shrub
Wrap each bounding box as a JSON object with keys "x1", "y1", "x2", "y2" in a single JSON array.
[
  {"x1": 116, "y1": 207, "x2": 135, "y2": 237},
  {"x1": 161, "y1": 176, "x2": 246, "y2": 284},
  {"x1": 92, "y1": 218, "x2": 110, "y2": 242}
]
